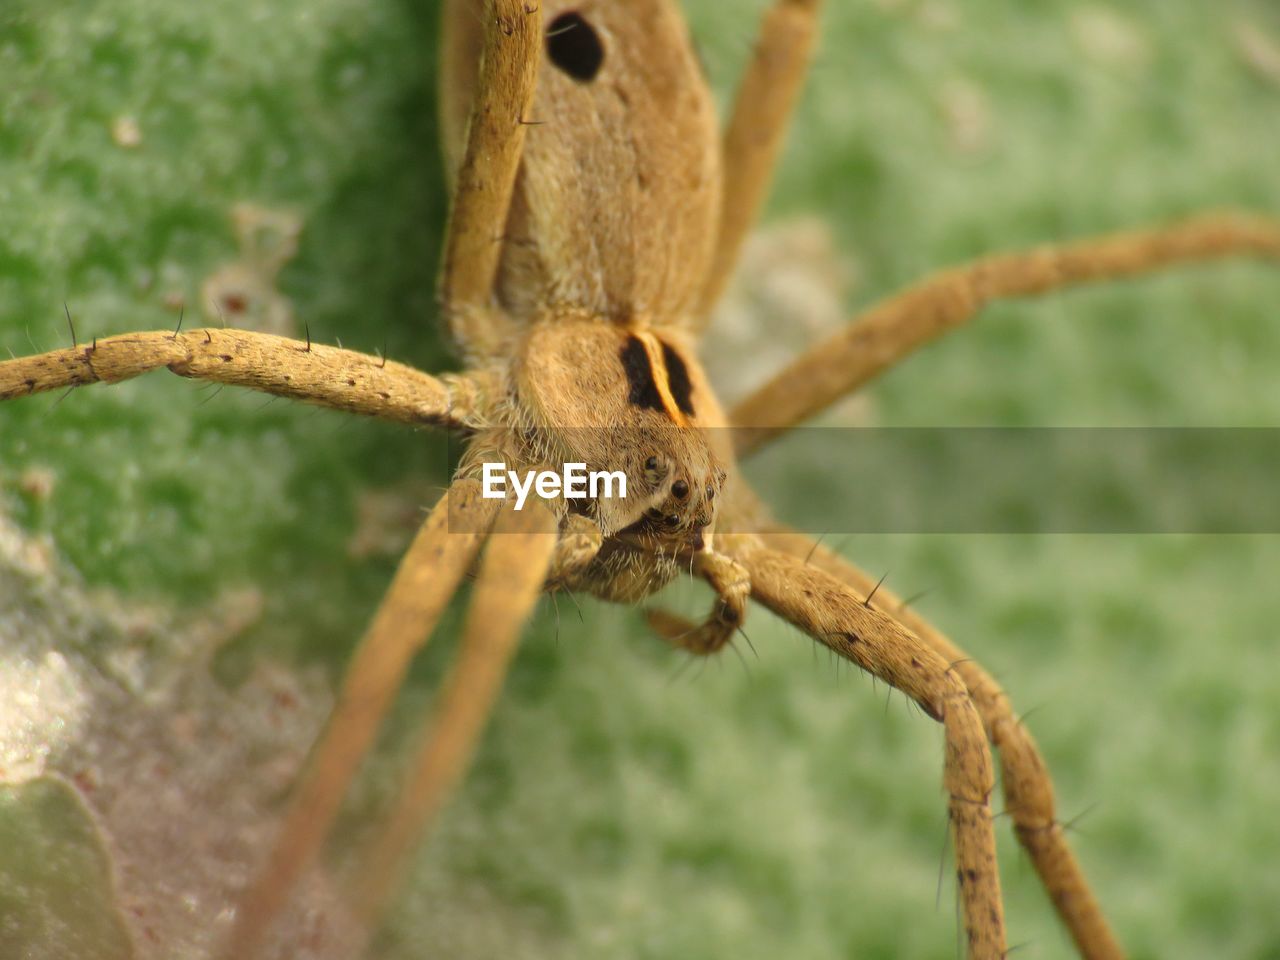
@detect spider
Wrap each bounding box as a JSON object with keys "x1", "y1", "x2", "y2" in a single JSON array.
[{"x1": 2, "y1": 1, "x2": 1280, "y2": 960}]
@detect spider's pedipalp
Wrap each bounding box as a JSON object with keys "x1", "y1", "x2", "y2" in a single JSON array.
[
  {"x1": 643, "y1": 548, "x2": 750, "y2": 658},
  {"x1": 546, "y1": 513, "x2": 606, "y2": 588}
]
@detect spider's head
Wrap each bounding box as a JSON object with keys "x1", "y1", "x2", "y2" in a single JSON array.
[
  {"x1": 632, "y1": 452, "x2": 727, "y2": 551},
  {"x1": 514, "y1": 319, "x2": 734, "y2": 548},
  {"x1": 540, "y1": 418, "x2": 728, "y2": 551}
]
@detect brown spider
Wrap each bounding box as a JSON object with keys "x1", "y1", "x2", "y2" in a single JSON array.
[{"x1": 1, "y1": 2, "x2": 1278, "y2": 958}]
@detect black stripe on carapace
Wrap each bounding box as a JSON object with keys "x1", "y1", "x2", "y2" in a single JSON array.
[
  {"x1": 659, "y1": 340, "x2": 696, "y2": 415},
  {"x1": 620, "y1": 335, "x2": 665, "y2": 412}
]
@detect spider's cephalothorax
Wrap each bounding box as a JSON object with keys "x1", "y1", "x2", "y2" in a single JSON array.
[
  {"x1": 457, "y1": 314, "x2": 735, "y2": 604},
  {"x1": 2, "y1": 0, "x2": 1278, "y2": 957}
]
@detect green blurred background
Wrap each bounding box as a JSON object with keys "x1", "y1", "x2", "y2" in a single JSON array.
[{"x1": 2, "y1": 0, "x2": 1279, "y2": 957}]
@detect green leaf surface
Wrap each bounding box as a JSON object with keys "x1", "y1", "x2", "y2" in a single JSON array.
[{"x1": 0, "y1": 778, "x2": 132, "y2": 960}]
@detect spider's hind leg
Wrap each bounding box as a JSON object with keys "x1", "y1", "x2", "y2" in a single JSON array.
[
  {"x1": 438, "y1": 0, "x2": 542, "y2": 359},
  {"x1": 697, "y1": 0, "x2": 823, "y2": 320},
  {"x1": 731, "y1": 212, "x2": 1280, "y2": 451}
]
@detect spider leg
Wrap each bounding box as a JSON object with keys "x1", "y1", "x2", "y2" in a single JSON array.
[
  {"x1": 350, "y1": 497, "x2": 559, "y2": 933},
  {"x1": 721, "y1": 533, "x2": 1006, "y2": 960},
  {"x1": 730, "y1": 212, "x2": 1280, "y2": 453},
  {"x1": 0, "y1": 328, "x2": 485, "y2": 429},
  {"x1": 697, "y1": 0, "x2": 822, "y2": 319},
  {"x1": 438, "y1": 0, "x2": 542, "y2": 359},
  {"x1": 439, "y1": 0, "x2": 486, "y2": 187},
  {"x1": 759, "y1": 526, "x2": 1122, "y2": 959},
  {"x1": 219, "y1": 479, "x2": 500, "y2": 960}
]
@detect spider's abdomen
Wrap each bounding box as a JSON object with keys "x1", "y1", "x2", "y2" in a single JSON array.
[{"x1": 442, "y1": 0, "x2": 721, "y2": 325}]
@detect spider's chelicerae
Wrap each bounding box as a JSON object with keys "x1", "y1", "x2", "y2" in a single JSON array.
[{"x1": 2, "y1": 1, "x2": 1279, "y2": 958}]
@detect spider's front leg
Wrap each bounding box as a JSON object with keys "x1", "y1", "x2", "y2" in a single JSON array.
[
  {"x1": 347, "y1": 496, "x2": 562, "y2": 932},
  {"x1": 219, "y1": 479, "x2": 500, "y2": 958},
  {"x1": 721, "y1": 534, "x2": 1007, "y2": 960},
  {"x1": 759, "y1": 526, "x2": 1123, "y2": 959},
  {"x1": 225, "y1": 483, "x2": 572, "y2": 957}
]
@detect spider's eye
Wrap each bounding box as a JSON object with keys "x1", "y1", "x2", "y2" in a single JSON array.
[
  {"x1": 665, "y1": 514, "x2": 680, "y2": 527},
  {"x1": 643, "y1": 455, "x2": 666, "y2": 486},
  {"x1": 671, "y1": 479, "x2": 689, "y2": 500},
  {"x1": 547, "y1": 12, "x2": 604, "y2": 83},
  {"x1": 705, "y1": 484, "x2": 715, "y2": 502}
]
